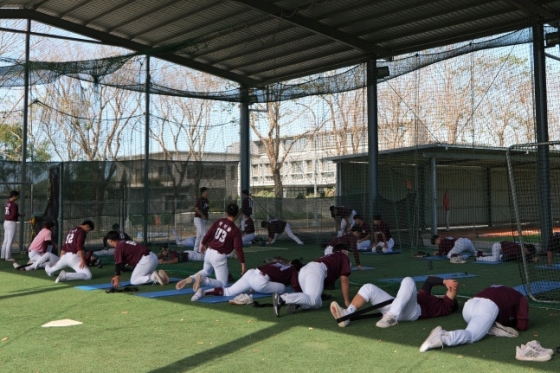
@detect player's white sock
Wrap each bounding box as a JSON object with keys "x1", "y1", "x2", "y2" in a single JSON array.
[{"x1": 348, "y1": 305, "x2": 357, "y2": 313}]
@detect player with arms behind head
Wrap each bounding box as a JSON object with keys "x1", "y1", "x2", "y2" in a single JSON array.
[{"x1": 176, "y1": 203, "x2": 245, "y2": 292}]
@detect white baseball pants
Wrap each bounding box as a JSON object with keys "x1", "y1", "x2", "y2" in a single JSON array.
[
  {"x1": 271, "y1": 223, "x2": 303, "y2": 245},
  {"x1": 45, "y1": 252, "x2": 92, "y2": 281},
  {"x1": 284, "y1": 262, "x2": 326, "y2": 309},
  {"x1": 445, "y1": 297, "x2": 499, "y2": 346},
  {"x1": 223, "y1": 268, "x2": 286, "y2": 296},
  {"x1": 193, "y1": 217, "x2": 207, "y2": 253},
  {"x1": 476, "y1": 242, "x2": 502, "y2": 262},
  {"x1": 27, "y1": 250, "x2": 59, "y2": 270},
  {"x1": 357, "y1": 239, "x2": 371, "y2": 251},
  {"x1": 192, "y1": 248, "x2": 229, "y2": 288},
  {"x1": 447, "y1": 238, "x2": 477, "y2": 258},
  {"x1": 1, "y1": 220, "x2": 17, "y2": 259},
  {"x1": 130, "y1": 252, "x2": 159, "y2": 285},
  {"x1": 242, "y1": 233, "x2": 255, "y2": 246}
]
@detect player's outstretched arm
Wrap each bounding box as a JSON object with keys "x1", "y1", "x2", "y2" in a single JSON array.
[{"x1": 340, "y1": 276, "x2": 350, "y2": 307}]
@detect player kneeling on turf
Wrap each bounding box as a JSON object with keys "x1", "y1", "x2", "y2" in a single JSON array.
[{"x1": 105, "y1": 231, "x2": 169, "y2": 287}]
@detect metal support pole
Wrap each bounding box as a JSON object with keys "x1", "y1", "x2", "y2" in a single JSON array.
[
  {"x1": 532, "y1": 24, "x2": 552, "y2": 249},
  {"x1": 19, "y1": 19, "x2": 31, "y2": 251},
  {"x1": 366, "y1": 59, "x2": 379, "y2": 219},
  {"x1": 486, "y1": 167, "x2": 492, "y2": 227},
  {"x1": 239, "y1": 86, "x2": 250, "y2": 194},
  {"x1": 430, "y1": 157, "x2": 437, "y2": 236},
  {"x1": 143, "y1": 55, "x2": 151, "y2": 245}
]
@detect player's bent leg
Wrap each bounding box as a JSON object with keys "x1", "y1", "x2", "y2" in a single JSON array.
[
  {"x1": 446, "y1": 298, "x2": 498, "y2": 346},
  {"x1": 382, "y1": 238, "x2": 395, "y2": 253},
  {"x1": 357, "y1": 283, "x2": 394, "y2": 314},
  {"x1": 130, "y1": 252, "x2": 159, "y2": 285},
  {"x1": 223, "y1": 270, "x2": 253, "y2": 296},
  {"x1": 388, "y1": 277, "x2": 420, "y2": 321}
]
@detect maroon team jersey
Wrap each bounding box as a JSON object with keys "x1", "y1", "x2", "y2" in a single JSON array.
[
  {"x1": 4, "y1": 201, "x2": 20, "y2": 221},
  {"x1": 328, "y1": 233, "x2": 360, "y2": 265},
  {"x1": 435, "y1": 237, "x2": 456, "y2": 256},
  {"x1": 417, "y1": 291, "x2": 456, "y2": 319},
  {"x1": 243, "y1": 217, "x2": 255, "y2": 234},
  {"x1": 316, "y1": 251, "x2": 351, "y2": 288},
  {"x1": 267, "y1": 219, "x2": 287, "y2": 238},
  {"x1": 500, "y1": 242, "x2": 523, "y2": 261},
  {"x1": 242, "y1": 197, "x2": 253, "y2": 216},
  {"x1": 474, "y1": 285, "x2": 529, "y2": 330},
  {"x1": 195, "y1": 197, "x2": 210, "y2": 218},
  {"x1": 373, "y1": 221, "x2": 392, "y2": 242},
  {"x1": 258, "y1": 262, "x2": 302, "y2": 292},
  {"x1": 62, "y1": 227, "x2": 88, "y2": 254},
  {"x1": 114, "y1": 240, "x2": 150, "y2": 267},
  {"x1": 357, "y1": 221, "x2": 371, "y2": 239},
  {"x1": 203, "y1": 218, "x2": 245, "y2": 263}
]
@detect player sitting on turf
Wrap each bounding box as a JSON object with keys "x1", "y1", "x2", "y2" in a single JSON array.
[
  {"x1": 329, "y1": 205, "x2": 357, "y2": 237},
  {"x1": 419, "y1": 285, "x2": 529, "y2": 355},
  {"x1": 353, "y1": 215, "x2": 371, "y2": 251},
  {"x1": 330, "y1": 276, "x2": 459, "y2": 328},
  {"x1": 261, "y1": 219, "x2": 304, "y2": 245},
  {"x1": 191, "y1": 259, "x2": 304, "y2": 303},
  {"x1": 371, "y1": 215, "x2": 394, "y2": 253},
  {"x1": 105, "y1": 230, "x2": 169, "y2": 287},
  {"x1": 431, "y1": 235, "x2": 477, "y2": 262},
  {"x1": 272, "y1": 243, "x2": 351, "y2": 316},
  {"x1": 323, "y1": 225, "x2": 363, "y2": 270},
  {"x1": 241, "y1": 211, "x2": 256, "y2": 246},
  {"x1": 476, "y1": 241, "x2": 539, "y2": 263},
  {"x1": 13, "y1": 220, "x2": 59, "y2": 271}
]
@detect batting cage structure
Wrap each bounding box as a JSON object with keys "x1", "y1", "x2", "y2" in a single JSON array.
[
  {"x1": 3, "y1": 20, "x2": 560, "y2": 301},
  {"x1": 507, "y1": 141, "x2": 560, "y2": 303}
]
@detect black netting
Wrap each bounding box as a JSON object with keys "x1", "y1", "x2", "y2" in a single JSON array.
[{"x1": 0, "y1": 27, "x2": 543, "y2": 103}]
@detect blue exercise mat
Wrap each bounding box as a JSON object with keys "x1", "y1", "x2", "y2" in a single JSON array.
[
  {"x1": 419, "y1": 256, "x2": 448, "y2": 261},
  {"x1": 75, "y1": 277, "x2": 183, "y2": 291},
  {"x1": 473, "y1": 260, "x2": 502, "y2": 265},
  {"x1": 351, "y1": 266, "x2": 374, "y2": 271},
  {"x1": 134, "y1": 287, "x2": 211, "y2": 298},
  {"x1": 379, "y1": 272, "x2": 477, "y2": 283},
  {"x1": 535, "y1": 264, "x2": 560, "y2": 270},
  {"x1": 513, "y1": 281, "x2": 560, "y2": 296},
  {"x1": 197, "y1": 292, "x2": 272, "y2": 303},
  {"x1": 360, "y1": 250, "x2": 402, "y2": 255}
]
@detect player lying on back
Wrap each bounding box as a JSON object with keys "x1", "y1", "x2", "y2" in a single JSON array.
[{"x1": 330, "y1": 276, "x2": 459, "y2": 328}]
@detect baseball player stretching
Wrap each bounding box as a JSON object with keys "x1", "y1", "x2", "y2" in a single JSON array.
[
  {"x1": 2, "y1": 190, "x2": 24, "y2": 260},
  {"x1": 261, "y1": 219, "x2": 303, "y2": 245},
  {"x1": 13, "y1": 220, "x2": 59, "y2": 271},
  {"x1": 273, "y1": 243, "x2": 352, "y2": 316},
  {"x1": 106, "y1": 231, "x2": 169, "y2": 287},
  {"x1": 431, "y1": 235, "x2": 477, "y2": 258},
  {"x1": 330, "y1": 205, "x2": 356, "y2": 237},
  {"x1": 45, "y1": 220, "x2": 94, "y2": 283},
  {"x1": 330, "y1": 276, "x2": 459, "y2": 328},
  {"x1": 420, "y1": 285, "x2": 529, "y2": 353},
  {"x1": 191, "y1": 259, "x2": 303, "y2": 302},
  {"x1": 176, "y1": 203, "x2": 245, "y2": 292},
  {"x1": 193, "y1": 187, "x2": 210, "y2": 253}
]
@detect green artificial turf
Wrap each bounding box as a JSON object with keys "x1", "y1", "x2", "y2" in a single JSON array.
[{"x1": 2, "y1": 243, "x2": 560, "y2": 373}]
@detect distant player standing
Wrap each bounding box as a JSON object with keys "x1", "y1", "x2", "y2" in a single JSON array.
[
  {"x1": 176, "y1": 203, "x2": 246, "y2": 292},
  {"x1": 2, "y1": 190, "x2": 25, "y2": 260},
  {"x1": 105, "y1": 231, "x2": 169, "y2": 287},
  {"x1": 193, "y1": 187, "x2": 210, "y2": 253},
  {"x1": 45, "y1": 220, "x2": 95, "y2": 283}
]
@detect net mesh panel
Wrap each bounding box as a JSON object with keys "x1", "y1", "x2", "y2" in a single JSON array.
[
  {"x1": 507, "y1": 142, "x2": 560, "y2": 302},
  {"x1": 2, "y1": 22, "x2": 560, "y2": 300},
  {"x1": 0, "y1": 27, "x2": 546, "y2": 103}
]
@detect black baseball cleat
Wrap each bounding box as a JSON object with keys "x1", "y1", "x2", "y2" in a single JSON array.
[{"x1": 272, "y1": 293, "x2": 285, "y2": 317}]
